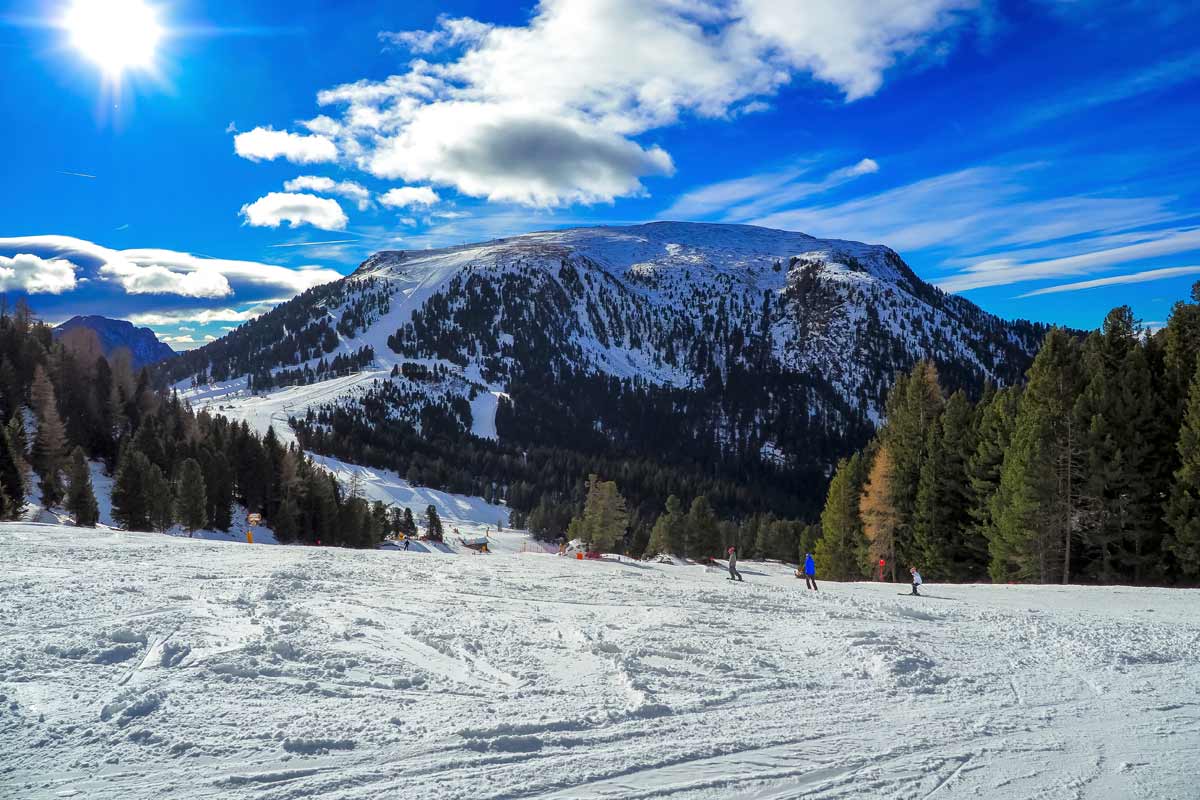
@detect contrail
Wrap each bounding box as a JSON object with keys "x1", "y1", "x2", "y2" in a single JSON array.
[{"x1": 58, "y1": 170, "x2": 97, "y2": 179}]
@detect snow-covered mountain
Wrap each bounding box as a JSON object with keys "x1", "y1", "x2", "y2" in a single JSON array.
[
  {"x1": 167, "y1": 222, "x2": 1048, "y2": 517},
  {"x1": 55, "y1": 315, "x2": 176, "y2": 370}
]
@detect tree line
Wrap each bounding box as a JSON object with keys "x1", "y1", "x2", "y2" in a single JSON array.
[
  {"x1": 0, "y1": 301, "x2": 432, "y2": 548},
  {"x1": 814, "y1": 296, "x2": 1200, "y2": 585}
]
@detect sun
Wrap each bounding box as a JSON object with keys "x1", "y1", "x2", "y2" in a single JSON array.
[{"x1": 62, "y1": 0, "x2": 164, "y2": 79}]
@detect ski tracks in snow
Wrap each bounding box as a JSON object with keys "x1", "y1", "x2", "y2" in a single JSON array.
[{"x1": 3, "y1": 525, "x2": 1199, "y2": 799}]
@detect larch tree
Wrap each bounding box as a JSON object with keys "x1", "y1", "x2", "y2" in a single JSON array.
[
  {"x1": 30, "y1": 365, "x2": 68, "y2": 507},
  {"x1": 860, "y1": 444, "x2": 900, "y2": 581}
]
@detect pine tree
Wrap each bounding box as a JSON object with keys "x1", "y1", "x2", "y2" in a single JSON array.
[
  {"x1": 646, "y1": 494, "x2": 683, "y2": 556},
  {"x1": 175, "y1": 458, "x2": 208, "y2": 535},
  {"x1": 815, "y1": 452, "x2": 869, "y2": 580},
  {"x1": 1167, "y1": 359, "x2": 1200, "y2": 580},
  {"x1": 30, "y1": 366, "x2": 68, "y2": 507},
  {"x1": 425, "y1": 504, "x2": 444, "y2": 542},
  {"x1": 569, "y1": 475, "x2": 630, "y2": 553},
  {"x1": 64, "y1": 446, "x2": 99, "y2": 527},
  {"x1": 860, "y1": 444, "x2": 900, "y2": 581},
  {"x1": 112, "y1": 448, "x2": 152, "y2": 531},
  {"x1": 401, "y1": 507, "x2": 418, "y2": 537},
  {"x1": 990, "y1": 329, "x2": 1082, "y2": 583}
]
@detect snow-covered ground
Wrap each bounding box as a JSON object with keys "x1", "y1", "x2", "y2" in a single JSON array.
[{"x1": 3, "y1": 524, "x2": 1198, "y2": 799}]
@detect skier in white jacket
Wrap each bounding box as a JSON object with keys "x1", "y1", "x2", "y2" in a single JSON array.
[{"x1": 909, "y1": 566, "x2": 923, "y2": 596}]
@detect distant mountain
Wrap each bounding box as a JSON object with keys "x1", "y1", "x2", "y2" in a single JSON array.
[
  {"x1": 163, "y1": 222, "x2": 1050, "y2": 521},
  {"x1": 55, "y1": 315, "x2": 175, "y2": 370}
]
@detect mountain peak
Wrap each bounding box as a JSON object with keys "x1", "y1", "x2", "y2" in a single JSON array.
[{"x1": 55, "y1": 315, "x2": 175, "y2": 370}]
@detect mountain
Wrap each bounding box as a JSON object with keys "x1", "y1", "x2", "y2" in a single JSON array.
[
  {"x1": 55, "y1": 315, "x2": 176, "y2": 370},
  {"x1": 164, "y1": 222, "x2": 1049, "y2": 527}
]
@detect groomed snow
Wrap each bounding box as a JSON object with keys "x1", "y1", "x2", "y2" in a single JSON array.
[{"x1": 3, "y1": 524, "x2": 1198, "y2": 799}]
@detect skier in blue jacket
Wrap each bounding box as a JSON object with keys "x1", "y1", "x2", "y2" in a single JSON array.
[{"x1": 803, "y1": 553, "x2": 818, "y2": 591}]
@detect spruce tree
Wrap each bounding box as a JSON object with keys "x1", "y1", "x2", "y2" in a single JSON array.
[
  {"x1": 175, "y1": 458, "x2": 208, "y2": 535},
  {"x1": 0, "y1": 423, "x2": 25, "y2": 519},
  {"x1": 425, "y1": 504, "x2": 444, "y2": 542},
  {"x1": 882, "y1": 361, "x2": 945, "y2": 571},
  {"x1": 112, "y1": 448, "x2": 152, "y2": 531},
  {"x1": 966, "y1": 385, "x2": 1021, "y2": 555},
  {"x1": 990, "y1": 329, "x2": 1082, "y2": 583},
  {"x1": 1167, "y1": 360, "x2": 1200, "y2": 580},
  {"x1": 646, "y1": 494, "x2": 683, "y2": 556},
  {"x1": 30, "y1": 366, "x2": 67, "y2": 507},
  {"x1": 914, "y1": 391, "x2": 980, "y2": 581},
  {"x1": 146, "y1": 463, "x2": 173, "y2": 532},
  {"x1": 815, "y1": 452, "x2": 869, "y2": 580},
  {"x1": 64, "y1": 446, "x2": 99, "y2": 527},
  {"x1": 686, "y1": 495, "x2": 719, "y2": 559}
]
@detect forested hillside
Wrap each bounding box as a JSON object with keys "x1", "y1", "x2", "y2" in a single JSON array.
[
  {"x1": 0, "y1": 301, "x2": 399, "y2": 547},
  {"x1": 816, "y1": 293, "x2": 1200, "y2": 586},
  {"x1": 162, "y1": 223, "x2": 1050, "y2": 549}
]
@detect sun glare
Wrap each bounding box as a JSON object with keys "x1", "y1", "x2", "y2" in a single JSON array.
[{"x1": 63, "y1": 0, "x2": 163, "y2": 79}]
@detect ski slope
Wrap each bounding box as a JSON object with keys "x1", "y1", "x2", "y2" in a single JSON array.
[{"x1": 3, "y1": 524, "x2": 1198, "y2": 799}]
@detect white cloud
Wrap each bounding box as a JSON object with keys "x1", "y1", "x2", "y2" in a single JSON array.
[
  {"x1": 283, "y1": 175, "x2": 372, "y2": 210},
  {"x1": 249, "y1": 0, "x2": 981, "y2": 207},
  {"x1": 0, "y1": 253, "x2": 78, "y2": 294},
  {"x1": 234, "y1": 126, "x2": 337, "y2": 164},
  {"x1": 831, "y1": 157, "x2": 880, "y2": 180},
  {"x1": 363, "y1": 102, "x2": 674, "y2": 206},
  {"x1": 1019, "y1": 265, "x2": 1200, "y2": 298},
  {"x1": 378, "y1": 186, "x2": 440, "y2": 209},
  {"x1": 239, "y1": 192, "x2": 349, "y2": 231},
  {"x1": 128, "y1": 304, "x2": 276, "y2": 326},
  {"x1": 380, "y1": 15, "x2": 493, "y2": 53},
  {"x1": 734, "y1": 0, "x2": 978, "y2": 101},
  {"x1": 103, "y1": 262, "x2": 233, "y2": 298},
  {"x1": 0, "y1": 236, "x2": 342, "y2": 300}
]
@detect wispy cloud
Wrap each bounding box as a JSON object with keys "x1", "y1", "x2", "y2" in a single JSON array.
[
  {"x1": 662, "y1": 157, "x2": 881, "y2": 221},
  {"x1": 267, "y1": 239, "x2": 358, "y2": 248},
  {"x1": 1012, "y1": 52, "x2": 1200, "y2": 133},
  {"x1": 1018, "y1": 265, "x2": 1200, "y2": 297},
  {"x1": 938, "y1": 227, "x2": 1200, "y2": 293},
  {"x1": 57, "y1": 170, "x2": 96, "y2": 179}
]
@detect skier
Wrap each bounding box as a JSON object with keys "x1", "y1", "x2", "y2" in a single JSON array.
[
  {"x1": 403, "y1": 536, "x2": 410, "y2": 551},
  {"x1": 910, "y1": 565, "x2": 923, "y2": 596},
  {"x1": 803, "y1": 552, "x2": 818, "y2": 591},
  {"x1": 727, "y1": 545, "x2": 743, "y2": 582},
  {"x1": 557, "y1": 535, "x2": 567, "y2": 556}
]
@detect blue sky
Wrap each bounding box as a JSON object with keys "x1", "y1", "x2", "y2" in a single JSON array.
[{"x1": 1, "y1": 0, "x2": 1198, "y2": 348}]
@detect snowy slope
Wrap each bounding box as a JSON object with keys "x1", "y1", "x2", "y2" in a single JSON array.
[{"x1": 4, "y1": 523, "x2": 1198, "y2": 799}]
